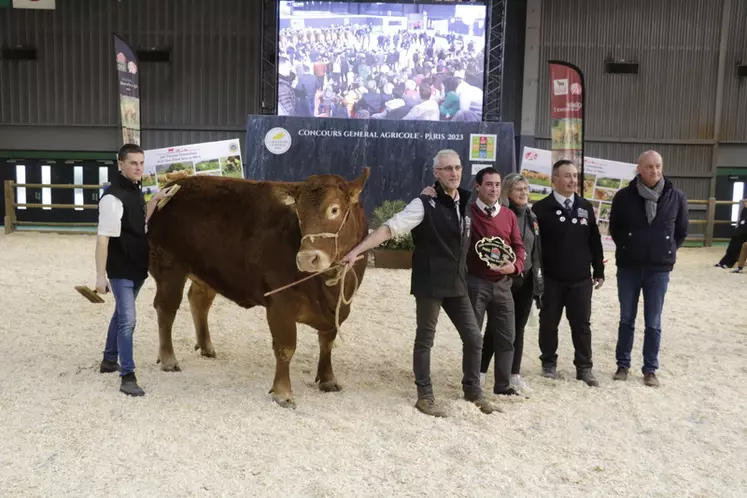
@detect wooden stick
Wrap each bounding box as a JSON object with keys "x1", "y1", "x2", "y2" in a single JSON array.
[{"x1": 75, "y1": 285, "x2": 105, "y2": 303}]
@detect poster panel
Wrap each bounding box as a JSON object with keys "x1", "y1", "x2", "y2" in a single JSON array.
[
  {"x1": 520, "y1": 146, "x2": 637, "y2": 249},
  {"x1": 142, "y1": 139, "x2": 243, "y2": 201},
  {"x1": 549, "y1": 61, "x2": 585, "y2": 194},
  {"x1": 114, "y1": 33, "x2": 141, "y2": 146}
]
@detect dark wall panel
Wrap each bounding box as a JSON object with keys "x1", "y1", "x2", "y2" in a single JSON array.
[{"x1": 0, "y1": 0, "x2": 261, "y2": 150}]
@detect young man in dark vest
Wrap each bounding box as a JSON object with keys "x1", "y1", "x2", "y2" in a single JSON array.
[
  {"x1": 531, "y1": 159, "x2": 605, "y2": 387},
  {"x1": 95, "y1": 143, "x2": 170, "y2": 396},
  {"x1": 341, "y1": 149, "x2": 499, "y2": 418}
]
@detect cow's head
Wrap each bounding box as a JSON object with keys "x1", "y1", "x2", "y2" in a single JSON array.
[{"x1": 273, "y1": 167, "x2": 371, "y2": 273}]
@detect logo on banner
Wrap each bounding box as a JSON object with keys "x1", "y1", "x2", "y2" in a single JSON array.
[
  {"x1": 553, "y1": 78, "x2": 569, "y2": 95},
  {"x1": 469, "y1": 134, "x2": 497, "y2": 162},
  {"x1": 571, "y1": 82, "x2": 583, "y2": 95},
  {"x1": 264, "y1": 127, "x2": 292, "y2": 155},
  {"x1": 228, "y1": 142, "x2": 239, "y2": 154},
  {"x1": 475, "y1": 236, "x2": 516, "y2": 269},
  {"x1": 116, "y1": 52, "x2": 127, "y2": 72}
]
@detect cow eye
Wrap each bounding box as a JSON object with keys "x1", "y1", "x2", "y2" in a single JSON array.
[{"x1": 328, "y1": 204, "x2": 340, "y2": 218}]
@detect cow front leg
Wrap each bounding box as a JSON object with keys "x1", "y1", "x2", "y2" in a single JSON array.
[
  {"x1": 316, "y1": 328, "x2": 342, "y2": 392},
  {"x1": 187, "y1": 279, "x2": 217, "y2": 358},
  {"x1": 266, "y1": 304, "x2": 298, "y2": 408},
  {"x1": 152, "y1": 270, "x2": 187, "y2": 372}
]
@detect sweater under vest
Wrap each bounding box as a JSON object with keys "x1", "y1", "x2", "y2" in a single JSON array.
[
  {"x1": 410, "y1": 185, "x2": 471, "y2": 298},
  {"x1": 466, "y1": 203, "x2": 525, "y2": 282},
  {"x1": 100, "y1": 173, "x2": 149, "y2": 281}
]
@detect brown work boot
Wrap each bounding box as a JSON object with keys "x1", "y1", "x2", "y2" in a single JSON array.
[
  {"x1": 643, "y1": 373, "x2": 660, "y2": 387},
  {"x1": 613, "y1": 367, "x2": 629, "y2": 381},
  {"x1": 414, "y1": 398, "x2": 447, "y2": 418},
  {"x1": 465, "y1": 394, "x2": 502, "y2": 414}
]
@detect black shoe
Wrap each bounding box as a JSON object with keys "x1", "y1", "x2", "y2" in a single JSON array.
[
  {"x1": 120, "y1": 373, "x2": 145, "y2": 396},
  {"x1": 577, "y1": 369, "x2": 599, "y2": 387},
  {"x1": 542, "y1": 364, "x2": 558, "y2": 379},
  {"x1": 613, "y1": 367, "x2": 629, "y2": 381},
  {"x1": 99, "y1": 359, "x2": 119, "y2": 373},
  {"x1": 495, "y1": 387, "x2": 521, "y2": 396}
]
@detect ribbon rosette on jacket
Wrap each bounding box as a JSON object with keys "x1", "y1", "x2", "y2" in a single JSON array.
[{"x1": 475, "y1": 236, "x2": 516, "y2": 269}]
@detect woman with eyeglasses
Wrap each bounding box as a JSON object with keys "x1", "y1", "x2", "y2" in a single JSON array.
[{"x1": 498, "y1": 173, "x2": 545, "y2": 393}]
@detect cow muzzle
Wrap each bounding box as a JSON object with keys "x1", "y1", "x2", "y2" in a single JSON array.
[{"x1": 296, "y1": 250, "x2": 332, "y2": 273}]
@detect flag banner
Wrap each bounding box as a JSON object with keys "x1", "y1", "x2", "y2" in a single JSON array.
[
  {"x1": 549, "y1": 60, "x2": 585, "y2": 194},
  {"x1": 12, "y1": 0, "x2": 55, "y2": 9},
  {"x1": 113, "y1": 33, "x2": 141, "y2": 146},
  {"x1": 520, "y1": 146, "x2": 637, "y2": 249}
]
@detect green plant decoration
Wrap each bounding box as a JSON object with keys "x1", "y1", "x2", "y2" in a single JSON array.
[{"x1": 371, "y1": 200, "x2": 415, "y2": 251}]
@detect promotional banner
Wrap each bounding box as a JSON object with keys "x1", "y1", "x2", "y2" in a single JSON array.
[
  {"x1": 549, "y1": 60, "x2": 585, "y2": 194},
  {"x1": 142, "y1": 139, "x2": 243, "y2": 201},
  {"x1": 114, "y1": 33, "x2": 141, "y2": 146},
  {"x1": 245, "y1": 115, "x2": 516, "y2": 219},
  {"x1": 520, "y1": 146, "x2": 637, "y2": 249}
]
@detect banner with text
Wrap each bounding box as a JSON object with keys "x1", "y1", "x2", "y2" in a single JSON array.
[
  {"x1": 114, "y1": 33, "x2": 141, "y2": 146},
  {"x1": 520, "y1": 146, "x2": 636, "y2": 249},
  {"x1": 245, "y1": 115, "x2": 516, "y2": 219},
  {"x1": 142, "y1": 139, "x2": 243, "y2": 201},
  {"x1": 549, "y1": 61, "x2": 585, "y2": 194}
]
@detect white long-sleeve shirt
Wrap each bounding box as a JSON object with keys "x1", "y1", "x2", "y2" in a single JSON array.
[{"x1": 383, "y1": 192, "x2": 462, "y2": 238}]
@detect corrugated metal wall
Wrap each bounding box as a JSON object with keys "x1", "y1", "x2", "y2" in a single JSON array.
[
  {"x1": 0, "y1": 0, "x2": 261, "y2": 150},
  {"x1": 533, "y1": 0, "x2": 747, "y2": 201}
]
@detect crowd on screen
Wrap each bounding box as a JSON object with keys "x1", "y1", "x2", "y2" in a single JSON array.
[{"x1": 276, "y1": 24, "x2": 485, "y2": 121}]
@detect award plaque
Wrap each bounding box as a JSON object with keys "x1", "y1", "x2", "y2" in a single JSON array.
[{"x1": 475, "y1": 236, "x2": 516, "y2": 268}]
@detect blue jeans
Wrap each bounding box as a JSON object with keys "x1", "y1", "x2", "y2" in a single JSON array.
[
  {"x1": 615, "y1": 267, "x2": 670, "y2": 374},
  {"x1": 103, "y1": 278, "x2": 144, "y2": 376}
]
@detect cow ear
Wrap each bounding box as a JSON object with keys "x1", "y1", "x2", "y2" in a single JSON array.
[
  {"x1": 346, "y1": 166, "x2": 370, "y2": 204},
  {"x1": 273, "y1": 184, "x2": 299, "y2": 208}
]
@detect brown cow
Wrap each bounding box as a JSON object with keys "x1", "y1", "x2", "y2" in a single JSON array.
[{"x1": 146, "y1": 168, "x2": 371, "y2": 408}]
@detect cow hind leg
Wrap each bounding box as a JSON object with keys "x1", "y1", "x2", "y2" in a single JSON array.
[
  {"x1": 316, "y1": 328, "x2": 342, "y2": 392},
  {"x1": 187, "y1": 278, "x2": 217, "y2": 358},
  {"x1": 266, "y1": 303, "x2": 298, "y2": 409},
  {"x1": 152, "y1": 267, "x2": 188, "y2": 372}
]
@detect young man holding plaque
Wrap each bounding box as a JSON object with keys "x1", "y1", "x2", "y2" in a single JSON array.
[
  {"x1": 340, "y1": 149, "x2": 499, "y2": 418},
  {"x1": 531, "y1": 159, "x2": 605, "y2": 387},
  {"x1": 458, "y1": 167, "x2": 526, "y2": 396}
]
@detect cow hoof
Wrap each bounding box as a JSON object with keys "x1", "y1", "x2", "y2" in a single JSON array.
[
  {"x1": 194, "y1": 344, "x2": 216, "y2": 358},
  {"x1": 160, "y1": 360, "x2": 182, "y2": 372},
  {"x1": 318, "y1": 380, "x2": 343, "y2": 392},
  {"x1": 272, "y1": 394, "x2": 296, "y2": 409}
]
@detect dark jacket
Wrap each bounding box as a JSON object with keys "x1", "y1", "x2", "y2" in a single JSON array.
[
  {"x1": 409, "y1": 182, "x2": 471, "y2": 298},
  {"x1": 508, "y1": 201, "x2": 544, "y2": 299},
  {"x1": 608, "y1": 175, "x2": 688, "y2": 271},
  {"x1": 735, "y1": 204, "x2": 747, "y2": 236},
  {"x1": 531, "y1": 192, "x2": 605, "y2": 283},
  {"x1": 100, "y1": 173, "x2": 149, "y2": 282}
]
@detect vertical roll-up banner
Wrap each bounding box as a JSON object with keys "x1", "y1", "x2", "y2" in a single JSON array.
[
  {"x1": 548, "y1": 61, "x2": 585, "y2": 195},
  {"x1": 113, "y1": 33, "x2": 141, "y2": 146}
]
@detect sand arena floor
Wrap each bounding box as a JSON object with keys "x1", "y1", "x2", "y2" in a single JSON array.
[{"x1": 1, "y1": 231, "x2": 746, "y2": 497}]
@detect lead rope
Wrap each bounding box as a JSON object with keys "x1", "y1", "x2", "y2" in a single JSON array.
[{"x1": 263, "y1": 206, "x2": 361, "y2": 338}]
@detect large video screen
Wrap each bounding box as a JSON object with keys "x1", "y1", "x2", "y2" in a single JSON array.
[{"x1": 276, "y1": 1, "x2": 487, "y2": 122}]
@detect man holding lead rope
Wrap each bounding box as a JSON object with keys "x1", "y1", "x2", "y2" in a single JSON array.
[{"x1": 341, "y1": 149, "x2": 499, "y2": 418}]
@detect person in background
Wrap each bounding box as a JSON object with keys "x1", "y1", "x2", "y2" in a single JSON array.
[
  {"x1": 715, "y1": 198, "x2": 747, "y2": 269},
  {"x1": 729, "y1": 241, "x2": 747, "y2": 273},
  {"x1": 499, "y1": 173, "x2": 544, "y2": 394},
  {"x1": 608, "y1": 150, "x2": 689, "y2": 387},
  {"x1": 531, "y1": 159, "x2": 605, "y2": 387},
  {"x1": 95, "y1": 143, "x2": 171, "y2": 397},
  {"x1": 341, "y1": 150, "x2": 499, "y2": 418}
]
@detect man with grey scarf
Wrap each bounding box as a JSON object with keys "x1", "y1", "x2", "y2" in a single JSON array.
[{"x1": 608, "y1": 150, "x2": 689, "y2": 387}]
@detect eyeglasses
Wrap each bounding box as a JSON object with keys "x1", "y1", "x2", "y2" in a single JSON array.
[{"x1": 436, "y1": 165, "x2": 462, "y2": 172}]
